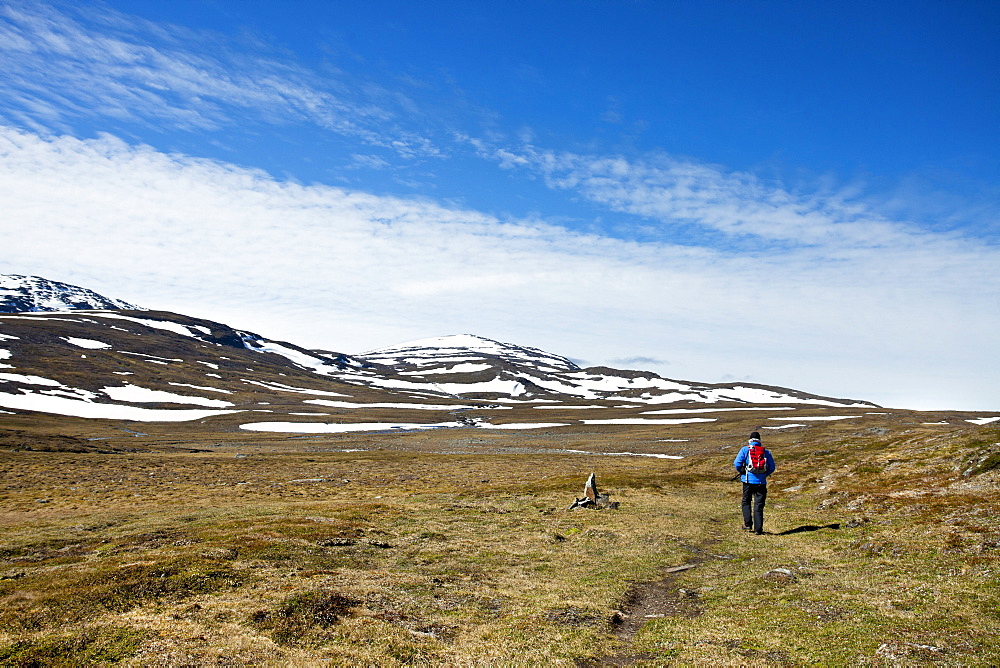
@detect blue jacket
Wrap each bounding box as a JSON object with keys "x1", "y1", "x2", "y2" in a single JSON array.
[{"x1": 734, "y1": 440, "x2": 776, "y2": 484}]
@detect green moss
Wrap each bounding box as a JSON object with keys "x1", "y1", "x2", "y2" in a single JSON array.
[
  {"x1": 0, "y1": 557, "x2": 245, "y2": 632},
  {"x1": 249, "y1": 590, "x2": 360, "y2": 646},
  {"x1": 0, "y1": 626, "x2": 148, "y2": 665}
]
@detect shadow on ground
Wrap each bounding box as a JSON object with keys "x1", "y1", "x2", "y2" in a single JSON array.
[{"x1": 777, "y1": 523, "x2": 841, "y2": 535}]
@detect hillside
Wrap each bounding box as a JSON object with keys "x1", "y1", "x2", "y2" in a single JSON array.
[
  {"x1": 1, "y1": 276, "x2": 999, "y2": 664},
  {"x1": 1, "y1": 406, "x2": 999, "y2": 664}
]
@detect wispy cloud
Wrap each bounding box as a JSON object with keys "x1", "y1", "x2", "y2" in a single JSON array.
[
  {"x1": 2, "y1": 126, "x2": 998, "y2": 409},
  {"x1": 476, "y1": 144, "x2": 1000, "y2": 316},
  {"x1": 0, "y1": 1, "x2": 441, "y2": 157},
  {"x1": 487, "y1": 144, "x2": 951, "y2": 250}
]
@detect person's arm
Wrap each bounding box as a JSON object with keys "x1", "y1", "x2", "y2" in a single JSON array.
[
  {"x1": 765, "y1": 450, "x2": 776, "y2": 476},
  {"x1": 734, "y1": 447, "x2": 747, "y2": 473}
]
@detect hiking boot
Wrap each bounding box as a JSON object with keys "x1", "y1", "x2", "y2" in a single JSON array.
[
  {"x1": 742, "y1": 526, "x2": 753, "y2": 532},
  {"x1": 753, "y1": 531, "x2": 764, "y2": 535}
]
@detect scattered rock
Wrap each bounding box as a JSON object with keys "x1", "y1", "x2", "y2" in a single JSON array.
[
  {"x1": 318, "y1": 538, "x2": 356, "y2": 547},
  {"x1": 962, "y1": 446, "x2": 1000, "y2": 477},
  {"x1": 819, "y1": 493, "x2": 848, "y2": 509},
  {"x1": 663, "y1": 563, "x2": 699, "y2": 573},
  {"x1": 201, "y1": 547, "x2": 238, "y2": 560},
  {"x1": 876, "y1": 641, "x2": 945, "y2": 660},
  {"x1": 764, "y1": 568, "x2": 797, "y2": 583}
]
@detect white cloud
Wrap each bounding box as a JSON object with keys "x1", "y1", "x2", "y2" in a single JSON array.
[
  {"x1": 493, "y1": 145, "x2": 963, "y2": 250},
  {"x1": 0, "y1": 1, "x2": 440, "y2": 157},
  {"x1": 1, "y1": 125, "x2": 998, "y2": 411},
  {"x1": 347, "y1": 154, "x2": 391, "y2": 170}
]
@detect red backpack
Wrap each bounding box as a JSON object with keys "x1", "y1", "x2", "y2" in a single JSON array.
[{"x1": 747, "y1": 442, "x2": 767, "y2": 475}]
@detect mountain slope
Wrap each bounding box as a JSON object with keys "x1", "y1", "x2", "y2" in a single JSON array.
[
  {"x1": 361, "y1": 334, "x2": 580, "y2": 373},
  {"x1": 352, "y1": 334, "x2": 877, "y2": 407},
  {"x1": 0, "y1": 309, "x2": 381, "y2": 423},
  {"x1": 0, "y1": 276, "x2": 885, "y2": 431},
  {"x1": 0, "y1": 274, "x2": 143, "y2": 312}
]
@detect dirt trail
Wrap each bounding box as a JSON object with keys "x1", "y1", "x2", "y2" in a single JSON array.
[
  {"x1": 580, "y1": 539, "x2": 734, "y2": 667},
  {"x1": 611, "y1": 562, "x2": 703, "y2": 639}
]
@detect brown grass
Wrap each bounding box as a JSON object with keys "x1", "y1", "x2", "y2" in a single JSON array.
[{"x1": 1, "y1": 417, "x2": 999, "y2": 665}]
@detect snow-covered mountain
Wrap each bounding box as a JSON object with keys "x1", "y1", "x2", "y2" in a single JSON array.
[
  {"x1": 0, "y1": 275, "x2": 143, "y2": 312},
  {"x1": 0, "y1": 308, "x2": 376, "y2": 422},
  {"x1": 345, "y1": 333, "x2": 875, "y2": 407},
  {"x1": 361, "y1": 334, "x2": 579, "y2": 373},
  {"x1": 0, "y1": 276, "x2": 882, "y2": 429}
]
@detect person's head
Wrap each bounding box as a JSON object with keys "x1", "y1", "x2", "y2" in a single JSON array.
[{"x1": 749, "y1": 431, "x2": 761, "y2": 440}]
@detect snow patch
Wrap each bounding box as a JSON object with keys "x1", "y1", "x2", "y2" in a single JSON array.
[
  {"x1": 351, "y1": 375, "x2": 527, "y2": 397},
  {"x1": 0, "y1": 391, "x2": 240, "y2": 421},
  {"x1": 241, "y1": 379, "x2": 351, "y2": 396},
  {"x1": 534, "y1": 405, "x2": 607, "y2": 409},
  {"x1": 240, "y1": 421, "x2": 463, "y2": 433},
  {"x1": 476, "y1": 423, "x2": 570, "y2": 430},
  {"x1": 85, "y1": 313, "x2": 210, "y2": 338},
  {"x1": 101, "y1": 384, "x2": 234, "y2": 407},
  {"x1": 768, "y1": 416, "x2": 862, "y2": 422},
  {"x1": 62, "y1": 337, "x2": 112, "y2": 349},
  {"x1": 967, "y1": 417, "x2": 1000, "y2": 425},
  {"x1": 305, "y1": 399, "x2": 475, "y2": 410},
  {"x1": 0, "y1": 372, "x2": 63, "y2": 386},
  {"x1": 399, "y1": 362, "x2": 493, "y2": 375},
  {"x1": 169, "y1": 382, "x2": 233, "y2": 394},
  {"x1": 581, "y1": 418, "x2": 717, "y2": 425},
  {"x1": 553, "y1": 449, "x2": 684, "y2": 460},
  {"x1": 243, "y1": 339, "x2": 341, "y2": 375},
  {"x1": 119, "y1": 351, "x2": 183, "y2": 362}
]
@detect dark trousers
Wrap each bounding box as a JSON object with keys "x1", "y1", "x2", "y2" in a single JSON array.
[{"x1": 742, "y1": 482, "x2": 768, "y2": 533}]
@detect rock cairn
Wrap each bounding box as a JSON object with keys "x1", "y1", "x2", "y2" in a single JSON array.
[{"x1": 567, "y1": 472, "x2": 619, "y2": 510}]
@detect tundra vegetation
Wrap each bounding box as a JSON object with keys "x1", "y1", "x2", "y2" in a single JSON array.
[{"x1": 1, "y1": 411, "x2": 999, "y2": 666}]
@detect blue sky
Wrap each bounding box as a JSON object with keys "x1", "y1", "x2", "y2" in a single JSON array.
[{"x1": 1, "y1": 0, "x2": 998, "y2": 410}]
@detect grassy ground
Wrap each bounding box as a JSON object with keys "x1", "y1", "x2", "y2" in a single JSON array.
[{"x1": 1, "y1": 418, "x2": 998, "y2": 665}]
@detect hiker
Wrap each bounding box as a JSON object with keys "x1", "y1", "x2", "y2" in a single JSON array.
[{"x1": 733, "y1": 431, "x2": 776, "y2": 535}]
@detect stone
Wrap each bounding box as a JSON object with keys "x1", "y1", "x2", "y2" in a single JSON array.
[
  {"x1": 567, "y1": 472, "x2": 619, "y2": 510},
  {"x1": 664, "y1": 563, "x2": 698, "y2": 573},
  {"x1": 764, "y1": 568, "x2": 797, "y2": 583},
  {"x1": 585, "y1": 472, "x2": 598, "y2": 502}
]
